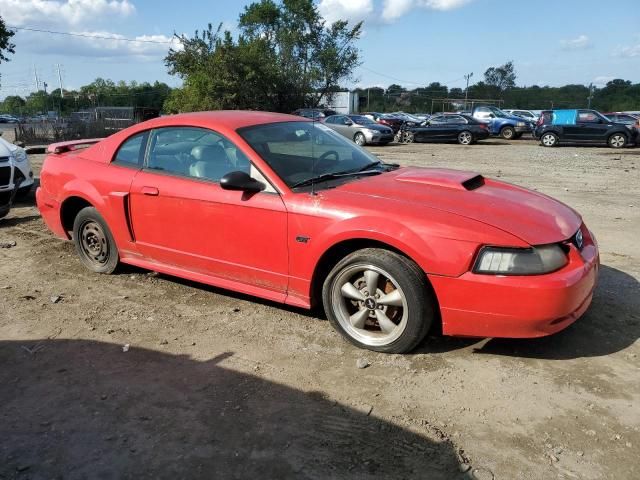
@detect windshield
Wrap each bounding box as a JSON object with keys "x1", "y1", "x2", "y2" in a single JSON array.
[
  {"x1": 487, "y1": 106, "x2": 508, "y2": 118},
  {"x1": 237, "y1": 121, "x2": 382, "y2": 190}
]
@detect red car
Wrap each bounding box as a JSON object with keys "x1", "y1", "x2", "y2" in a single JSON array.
[{"x1": 36, "y1": 111, "x2": 599, "y2": 353}]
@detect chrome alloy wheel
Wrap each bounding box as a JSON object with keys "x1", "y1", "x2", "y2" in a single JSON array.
[
  {"x1": 79, "y1": 220, "x2": 109, "y2": 265},
  {"x1": 458, "y1": 131, "x2": 472, "y2": 145},
  {"x1": 609, "y1": 134, "x2": 625, "y2": 148},
  {"x1": 330, "y1": 264, "x2": 408, "y2": 347},
  {"x1": 541, "y1": 133, "x2": 557, "y2": 146}
]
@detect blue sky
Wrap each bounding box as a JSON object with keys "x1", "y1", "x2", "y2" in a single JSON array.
[{"x1": 0, "y1": 0, "x2": 639, "y2": 100}]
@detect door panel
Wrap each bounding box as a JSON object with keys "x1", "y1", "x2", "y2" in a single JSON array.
[{"x1": 129, "y1": 171, "x2": 289, "y2": 293}]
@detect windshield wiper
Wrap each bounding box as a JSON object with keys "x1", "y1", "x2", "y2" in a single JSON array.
[{"x1": 291, "y1": 166, "x2": 383, "y2": 189}]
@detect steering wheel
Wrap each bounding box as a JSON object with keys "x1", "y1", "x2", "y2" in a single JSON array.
[{"x1": 318, "y1": 150, "x2": 339, "y2": 162}]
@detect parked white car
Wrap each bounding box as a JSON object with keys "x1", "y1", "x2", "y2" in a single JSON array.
[{"x1": 0, "y1": 136, "x2": 34, "y2": 218}]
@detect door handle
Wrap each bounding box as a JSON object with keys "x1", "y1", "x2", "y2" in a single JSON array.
[{"x1": 141, "y1": 186, "x2": 159, "y2": 196}]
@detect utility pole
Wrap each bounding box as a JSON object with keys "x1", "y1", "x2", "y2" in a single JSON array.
[
  {"x1": 464, "y1": 72, "x2": 473, "y2": 108},
  {"x1": 56, "y1": 64, "x2": 64, "y2": 99},
  {"x1": 33, "y1": 65, "x2": 40, "y2": 91},
  {"x1": 587, "y1": 83, "x2": 594, "y2": 108}
]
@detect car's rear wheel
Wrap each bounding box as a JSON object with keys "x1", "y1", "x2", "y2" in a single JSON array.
[
  {"x1": 322, "y1": 248, "x2": 433, "y2": 353},
  {"x1": 457, "y1": 131, "x2": 473, "y2": 145},
  {"x1": 72, "y1": 207, "x2": 119, "y2": 274},
  {"x1": 402, "y1": 131, "x2": 415, "y2": 144},
  {"x1": 608, "y1": 133, "x2": 627, "y2": 148},
  {"x1": 541, "y1": 132, "x2": 559, "y2": 147},
  {"x1": 354, "y1": 132, "x2": 366, "y2": 146},
  {"x1": 500, "y1": 126, "x2": 516, "y2": 140}
]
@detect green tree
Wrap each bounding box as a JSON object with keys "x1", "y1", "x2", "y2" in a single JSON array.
[
  {"x1": 164, "y1": 0, "x2": 362, "y2": 113},
  {"x1": 0, "y1": 95, "x2": 25, "y2": 114},
  {"x1": 0, "y1": 16, "x2": 15, "y2": 64},
  {"x1": 484, "y1": 61, "x2": 516, "y2": 97}
]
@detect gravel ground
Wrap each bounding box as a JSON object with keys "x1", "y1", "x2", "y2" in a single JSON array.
[{"x1": 0, "y1": 135, "x2": 639, "y2": 480}]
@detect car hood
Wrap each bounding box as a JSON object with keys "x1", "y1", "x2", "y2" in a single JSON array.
[
  {"x1": 334, "y1": 167, "x2": 581, "y2": 245},
  {"x1": 0, "y1": 137, "x2": 18, "y2": 156}
]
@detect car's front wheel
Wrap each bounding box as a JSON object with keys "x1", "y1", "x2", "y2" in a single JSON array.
[
  {"x1": 72, "y1": 206, "x2": 119, "y2": 274},
  {"x1": 540, "y1": 132, "x2": 559, "y2": 147},
  {"x1": 354, "y1": 132, "x2": 366, "y2": 146},
  {"x1": 500, "y1": 126, "x2": 516, "y2": 140},
  {"x1": 322, "y1": 248, "x2": 433, "y2": 353},
  {"x1": 608, "y1": 133, "x2": 627, "y2": 148},
  {"x1": 457, "y1": 131, "x2": 473, "y2": 145}
]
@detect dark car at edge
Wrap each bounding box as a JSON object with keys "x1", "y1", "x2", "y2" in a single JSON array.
[{"x1": 534, "y1": 109, "x2": 638, "y2": 148}]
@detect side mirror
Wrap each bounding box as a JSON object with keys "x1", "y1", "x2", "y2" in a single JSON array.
[
  {"x1": 220, "y1": 171, "x2": 265, "y2": 193},
  {"x1": 345, "y1": 120, "x2": 353, "y2": 126},
  {"x1": 488, "y1": 113, "x2": 495, "y2": 118}
]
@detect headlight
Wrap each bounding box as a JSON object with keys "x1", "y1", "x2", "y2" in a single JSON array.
[
  {"x1": 13, "y1": 148, "x2": 27, "y2": 162},
  {"x1": 516, "y1": 122, "x2": 526, "y2": 127},
  {"x1": 473, "y1": 244, "x2": 568, "y2": 275},
  {"x1": 367, "y1": 128, "x2": 380, "y2": 135}
]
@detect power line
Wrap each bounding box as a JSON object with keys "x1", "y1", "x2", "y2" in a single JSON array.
[{"x1": 8, "y1": 26, "x2": 178, "y2": 44}]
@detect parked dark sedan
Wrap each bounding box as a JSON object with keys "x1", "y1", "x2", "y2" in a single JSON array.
[
  {"x1": 361, "y1": 112, "x2": 405, "y2": 133},
  {"x1": 405, "y1": 114, "x2": 490, "y2": 145},
  {"x1": 535, "y1": 109, "x2": 638, "y2": 148}
]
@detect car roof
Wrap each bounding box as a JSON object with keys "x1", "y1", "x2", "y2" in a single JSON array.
[{"x1": 136, "y1": 110, "x2": 307, "y2": 131}]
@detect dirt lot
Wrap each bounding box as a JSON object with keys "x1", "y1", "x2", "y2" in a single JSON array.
[{"x1": 1, "y1": 135, "x2": 639, "y2": 479}]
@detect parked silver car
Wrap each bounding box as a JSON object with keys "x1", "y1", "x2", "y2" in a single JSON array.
[{"x1": 323, "y1": 115, "x2": 395, "y2": 146}]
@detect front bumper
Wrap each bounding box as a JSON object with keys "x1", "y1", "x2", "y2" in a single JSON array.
[{"x1": 430, "y1": 227, "x2": 599, "y2": 338}]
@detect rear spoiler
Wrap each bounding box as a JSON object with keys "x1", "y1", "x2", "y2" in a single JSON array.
[{"x1": 47, "y1": 138, "x2": 102, "y2": 154}]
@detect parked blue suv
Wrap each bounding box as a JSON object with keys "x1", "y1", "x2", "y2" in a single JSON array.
[{"x1": 467, "y1": 105, "x2": 535, "y2": 139}]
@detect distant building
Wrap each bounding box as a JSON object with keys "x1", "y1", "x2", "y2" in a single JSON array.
[{"x1": 323, "y1": 91, "x2": 359, "y2": 114}]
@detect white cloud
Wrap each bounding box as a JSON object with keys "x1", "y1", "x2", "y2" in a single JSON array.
[
  {"x1": 0, "y1": 0, "x2": 135, "y2": 27},
  {"x1": 382, "y1": 0, "x2": 472, "y2": 21},
  {"x1": 560, "y1": 34, "x2": 591, "y2": 50},
  {"x1": 613, "y1": 43, "x2": 640, "y2": 58},
  {"x1": 16, "y1": 29, "x2": 181, "y2": 61},
  {"x1": 318, "y1": 0, "x2": 374, "y2": 25},
  {"x1": 318, "y1": 0, "x2": 471, "y2": 25},
  {"x1": 592, "y1": 76, "x2": 614, "y2": 87}
]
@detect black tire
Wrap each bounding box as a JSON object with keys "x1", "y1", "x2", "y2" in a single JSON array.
[
  {"x1": 500, "y1": 126, "x2": 516, "y2": 140},
  {"x1": 354, "y1": 132, "x2": 366, "y2": 146},
  {"x1": 540, "y1": 132, "x2": 559, "y2": 147},
  {"x1": 513, "y1": 132, "x2": 523, "y2": 139},
  {"x1": 322, "y1": 248, "x2": 434, "y2": 354},
  {"x1": 72, "y1": 206, "x2": 119, "y2": 274},
  {"x1": 608, "y1": 133, "x2": 627, "y2": 148}
]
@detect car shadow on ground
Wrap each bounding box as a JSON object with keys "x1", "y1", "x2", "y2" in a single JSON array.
[
  {"x1": 0, "y1": 339, "x2": 464, "y2": 479},
  {"x1": 0, "y1": 214, "x2": 41, "y2": 227},
  {"x1": 469, "y1": 265, "x2": 639, "y2": 360}
]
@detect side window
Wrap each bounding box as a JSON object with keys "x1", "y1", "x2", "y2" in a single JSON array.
[
  {"x1": 577, "y1": 110, "x2": 599, "y2": 123},
  {"x1": 113, "y1": 132, "x2": 147, "y2": 167},
  {"x1": 447, "y1": 115, "x2": 466, "y2": 124},
  {"x1": 147, "y1": 127, "x2": 250, "y2": 183},
  {"x1": 325, "y1": 116, "x2": 336, "y2": 124}
]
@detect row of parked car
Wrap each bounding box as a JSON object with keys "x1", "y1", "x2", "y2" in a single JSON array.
[{"x1": 292, "y1": 107, "x2": 640, "y2": 149}]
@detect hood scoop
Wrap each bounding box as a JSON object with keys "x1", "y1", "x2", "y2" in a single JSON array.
[{"x1": 395, "y1": 168, "x2": 485, "y2": 191}]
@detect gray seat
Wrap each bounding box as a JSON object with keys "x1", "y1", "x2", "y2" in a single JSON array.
[{"x1": 189, "y1": 145, "x2": 232, "y2": 181}]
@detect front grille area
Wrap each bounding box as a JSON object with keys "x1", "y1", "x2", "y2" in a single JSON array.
[{"x1": 0, "y1": 166, "x2": 12, "y2": 187}]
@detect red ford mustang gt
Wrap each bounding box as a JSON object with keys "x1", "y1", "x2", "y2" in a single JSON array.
[{"x1": 36, "y1": 111, "x2": 599, "y2": 353}]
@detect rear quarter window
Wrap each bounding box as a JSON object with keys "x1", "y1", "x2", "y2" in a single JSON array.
[{"x1": 113, "y1": 132, "x2": 148, "y2": 167}]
